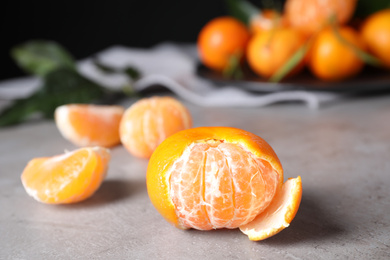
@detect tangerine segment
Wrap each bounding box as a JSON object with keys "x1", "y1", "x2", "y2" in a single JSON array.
[
  {"x1": 120, "y1": 96, "x2": 192, "y2": 159},
  {"x1": 146, "y1": 127, "x2": 283, "y2": 229},
  {"x1": 55, "y1": 104, "x2": 124, "y2": 147},
  {"x1": 21, "y1": 147, "x2": 110, "y2": 204},
  {"x1": 169, "y1": 141, "x2": 279, "y2": 230},
  {"x1": 239, "y1": 176, "x2": 302, "y2": 241}
]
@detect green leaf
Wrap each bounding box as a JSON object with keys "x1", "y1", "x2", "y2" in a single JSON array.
[
  {"x1": 93, "y1": 58, "x2": 141, "y2": 80},
  {"x1": 0, "y1": 68, "x2": 106, "y2": 126},
  {"x1": 124, "y1": 67, "x2": 141, "y2": 80},
  {"x1": 223, "y1": 52, "x2": 244, "y2": 79},
  {"x1": 37, "y1": 68, "x2": 106, "y2": 118},
  {"x1": 225, "y1": 0, "x2": 259, "y2": 25},
  {"x1": 0, "y1": 95, "x2": 42, "y2": 127},
  {"x1": 11, "y1": 40, "x2": 76, "y2": 77}
]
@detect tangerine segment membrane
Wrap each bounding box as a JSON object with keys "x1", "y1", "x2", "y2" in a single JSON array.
[
  {"x1": 22, "y1": 148, "x2": 108, "y2": 204},
  {"x1": 57, "y1": 105, "x2": 123, "y2": 146},
  {"x1": 168, "y1": 141, "x2": 279, "y2": 230}
]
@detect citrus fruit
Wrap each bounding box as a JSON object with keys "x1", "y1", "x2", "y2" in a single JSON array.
[
  {"x1": 21, "y1": 147, "x2": 110, "y2": 204},
  {"x1": 284, "y1": 0, "x2": 357, "y2": 36},
  {"x1": 55, "y1": 104, "x2": 124, "y2": 148},
  {"x1": 246, "y1": 28, "x2": 306, "y2": 79},
  {"x1": 361, "y1": 9, "x2": 390, "y2": 68},
  {"x1": 250, "y1": 9, "x2": 288, "y2": 34},
  {"x1": 197, "y1": 16, "x2": 250, "y2": 72},
  {"x1": 308, "y1": 26, "x2": 365, "y2": 81},
  {"x1": 120, "y1": 96, "x2": 192, "y2": 159},
  {"x1": 147, "y1": 126, "x2": 302, "y2": 240}
]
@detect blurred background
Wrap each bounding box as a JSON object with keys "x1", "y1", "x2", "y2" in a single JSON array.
[
  {"x1": 1, "y1": 1, "x2": 230, "y2": 80},
  {"x1": 2, "y1": 0, "x2": 295, "y2": 81},
  {"x1": 2, "y1": 0, "x2": 386, "y2": 81}
]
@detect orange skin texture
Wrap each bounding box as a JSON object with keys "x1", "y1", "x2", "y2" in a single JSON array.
[
  {"x1": 361, "y1": 9, "x2": 390, "y2": 68},
  {"x1": 21, "y1": 147, "x2": 110, "y2": 204},
  {"x1": 285, "y1": 0, "x2": 357, "y2": 36},
  {"x1": 119, "y1": 96, "x2": 192, "y2": 159},
  {"x1": 198, "y1": 16, "x2": 250, "y2": 72},
  {"x1": 246, "y1": 28, "x2": 307, "y2": 79},
  {"x1": 308, "y1": 26, "x2": 365, "y2": 81},
  {"x1": 146, "y1": 127, "x2": 283, "y2": 229}
]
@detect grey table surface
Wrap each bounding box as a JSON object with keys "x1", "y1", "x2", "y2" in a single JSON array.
[{"x1": 1, "y1": 93, "x2": 389, "y2": 260}]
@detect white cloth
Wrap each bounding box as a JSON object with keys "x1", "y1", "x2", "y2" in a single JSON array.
[{"x1": 0, "y1": 43, "x2": 344, "y2": 109}]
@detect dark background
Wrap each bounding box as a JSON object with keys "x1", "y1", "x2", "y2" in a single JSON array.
[
  {"x1": 1, "y1": 1, "x2": 233, "y2": 80},
  {"x1": 1, "y1": 0, "x2": 379, "y2": 81}
]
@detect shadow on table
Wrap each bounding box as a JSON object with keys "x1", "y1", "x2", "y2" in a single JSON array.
[
  {"x1": 65, "y1": 179, "x2": 146, "y2": 209},
  {"x1": 262, "y1": 189, "x2": 345, "y2": 245}
]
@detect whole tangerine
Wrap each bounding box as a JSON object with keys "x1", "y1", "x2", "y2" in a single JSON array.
[
  {"x1": 246, "y1": 28, "x2": 307, "y2": 79},
  {"x1": 361, "y1": 9, "x2": 390, "y2": 68},
  {"x1": 308, "y1": 26, "x2": 365, "y2": 81},
  {"x1": 197, "y1": 16, "x2": 250, "y2": 72}
]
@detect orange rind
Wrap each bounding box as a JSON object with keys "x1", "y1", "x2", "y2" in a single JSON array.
[{"x1": 239, "y1": 176, "x2": 302, "y2": 241}]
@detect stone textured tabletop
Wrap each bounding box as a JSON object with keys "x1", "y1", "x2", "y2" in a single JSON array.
[{"x1": 1, "y1": 94, "x2": 389, "y2": 259}]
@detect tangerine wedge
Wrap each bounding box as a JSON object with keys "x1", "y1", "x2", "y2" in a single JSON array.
[
  {"x1": 55, "y1": 104, "x2": 124, "y2": 148},
  {"x1": 21, "y1": 147, "x2": 110, "y2": 204},
  {"x1": 147, "y1": 127, "x2": 302, "y2": 240},
  {"x1": 120, "y1": 96, "x2": 192, "y2": 159}
]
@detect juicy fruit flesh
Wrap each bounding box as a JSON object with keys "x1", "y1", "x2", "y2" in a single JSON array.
[
  {"x1": 55, "y1": 104, "x2": 124, "y2": 147},
  {"x1": 21, "y1": 147, "x2": 109, "y2": 204},
  {"x1": 168, "y1": 140, "x2": 279, "y2": 230}
]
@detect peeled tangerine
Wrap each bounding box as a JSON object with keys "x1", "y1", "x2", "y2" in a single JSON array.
[
  {"x1": 21, "y1": 147, "x2": 110, "y2": 204},
  {"x1": 147, "y1": 127, "x2": 302, "y2": 241},
  {"x1": 55, "y1": 104, "x2": 125, "y2": 148},
  {"x1": 120, "y1": 96, "x2": 192, "y2": 159}
]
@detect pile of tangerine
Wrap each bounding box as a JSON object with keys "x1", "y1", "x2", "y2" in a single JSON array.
[
  {"x1": 21, "y1": 96, "x2": 302, "y2": 241},
  {"x1": 197, "y1": 0, "x2": 390, "y2": 82}
]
